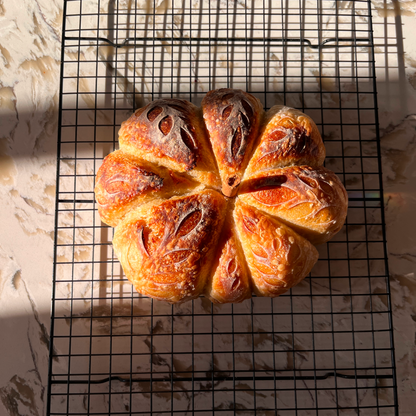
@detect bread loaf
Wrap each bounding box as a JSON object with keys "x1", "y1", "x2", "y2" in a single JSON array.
[{"x1": 95, "y1": 88, "x2": 348, "y2": 303}]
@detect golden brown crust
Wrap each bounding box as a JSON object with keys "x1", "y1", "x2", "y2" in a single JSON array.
[
  {"x1": 119, "y1": 99, "x2": 198, "y2": 171},
  {"x1": 118, "y1": 99, "x2": 220, "y2": 188},
  {"x1": 94, "y1": 91, "x2": 348, "y2": 304},
  {"x1": 202, "y1": 89, "x2": 264, "y2": 197},
  {"x1": 245, "y1": 105, "x2": 325, "y2": 177},
  {"x1": 233, "y1": 200, "x2": 318, "y2": 297},
  {"x1": 94, "y1": 150, "x2": 166, "y2": 226},
  {"x1": 205, "y1": 214, "x2": 252, "y2": 304},
  {"x1": 94, "y1": 150, "x2": 201, "y2": 227},
  {"x1": 113, "y1": 190, "x2": 227, "y2": 303},
  {"x1": 239, "y1": 165, "x2": 348, "y2": 244}
]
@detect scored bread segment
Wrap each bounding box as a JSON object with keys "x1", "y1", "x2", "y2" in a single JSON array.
[
  {"x1": 94, "y1": 149, "x2": 200, "y2": 227},
  {"x1": 118, "y1": 98, "x2": 221, "y2": 189},
  {"x1": 205, "y1": 203, "x2": 252, "y2": 304},
  {"x1": 202, "y1": 88, "x2": 264, "y2": 197},
  {"x1": 113, "y1": 189, "x2": 227, "y2": 304},
  {"x1": 244, "y1": 105, "x2": 325, "y2": 178},
  {"x1": 239, "y1": 165, "x2": 348, "y2": 245},
  {"x1": 233, "y1": 200, "x2": 318, "y2": 297}
]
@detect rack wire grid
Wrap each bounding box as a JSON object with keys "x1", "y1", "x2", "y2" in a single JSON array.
[{"x1": 47, "y1": 0, "x2": 398, "y2": 414}]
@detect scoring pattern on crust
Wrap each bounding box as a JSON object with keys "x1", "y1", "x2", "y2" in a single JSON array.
[
  {"x1": 202, "y1": 89, "x2": 264, "y2": 196},
  {"x1": 113, "y1": 190, "x2": 226, "y2": 303},
  {"x1": 118, "y1": 98, "x2": 221, "y2": 189},
  {"x1": 95, "y1": 89, "x2": 349, "y2": 303},
  {"x1": 205, "y1": 217, "x2": 252, "y2": 303},
  {"x1": 118, "y1": 98, "x2": 199, "y2": 171},
  {"x1": 239, "y1": 165, "x2": 348, "y2": 244},
  {"x1": 245, "y1": 105, "x2": 326, "y2": 177},
  {"x1": 95, "y1": 149, "x2": 201, "y2": 227},
  {"x1": 233, "y1": 201, "x2": 318, "y2": 297}
]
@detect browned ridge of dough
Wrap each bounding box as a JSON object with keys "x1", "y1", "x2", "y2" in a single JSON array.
[
  {"x1": 113, "y1": 190, "x2": 227, "y2": 303},
  {"x1": 239, "y1": 165, "x2": 348, "y2": 244},
  {"x1": 95, "y1": 150, "x2": 166, "y2": 227},
  {"x1": 233, "y1": 200, "x2": 319, "y2": 297},
  {"x1": 119, "y1": 99, "x2": 199, "y2": 171},
  {"x1": 205, "y1": 204, "x2": 252, "y2": 303},
  {"x1": 118, "y1": 98, "x2": 221, "y2": 189},
  {"x1": 202, "y1": 88, "x2": 264, "y2": 197},
  {"x1": 245, "y1": 105, "x2": 326, "y2": 177},
  {"x1": 94, "y1": 149, "x2": 201, "y2": 227},
  {"x1": 95, "y1": 90, "x2": 349, "y2": 304}
]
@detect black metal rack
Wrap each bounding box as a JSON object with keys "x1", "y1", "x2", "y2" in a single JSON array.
[{"x1": 47, "y1": 0, "x2": 398, "y2": 414}]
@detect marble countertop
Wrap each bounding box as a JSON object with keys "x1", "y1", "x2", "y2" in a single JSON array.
[{"x1": 0, "y1": 0, "x2": 415, "y2": 414}]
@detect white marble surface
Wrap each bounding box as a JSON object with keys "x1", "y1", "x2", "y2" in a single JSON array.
[{"x1": 0, "y1": 0, "x2": 415, "y2": 415}]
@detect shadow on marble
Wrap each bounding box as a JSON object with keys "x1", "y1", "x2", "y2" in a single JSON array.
[{"x1": 0, "y1": 292, "x2": 397, "y2": 415}]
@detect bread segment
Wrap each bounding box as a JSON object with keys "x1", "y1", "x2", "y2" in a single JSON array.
[
  {"x1": 94, "y1": 150, "x2": 199, "y2": 227},
  {"x1": 239, "y1": 165, "x2": 348, "y2": 244},
  {"x1": 245, "y1": 105, "x2": 325, "y2": 177},
  {"x1": 233, "y1": 200, "x2": 318, "y2": 297},
  {"x1": 202, "y1": 88, "x2": 264, "y2": 197},
  {"x1": 205, "y1": 209, "x2": 252, "y2": 304},
  {"x1": 113, "y1": 190, "x2": 227, "y2": 303},
  {"x1": 118, "y1": 98, "x2": 220, "y2": 188}
]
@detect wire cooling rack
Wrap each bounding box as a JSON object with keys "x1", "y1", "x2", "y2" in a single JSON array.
[{"x1": 47, "y1": 0, "x2": 398, "y2": 414}]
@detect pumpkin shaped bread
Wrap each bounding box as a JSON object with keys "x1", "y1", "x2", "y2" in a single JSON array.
[{"x1": 95, "y1": 89, "x2": 348, "y2": 304}]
